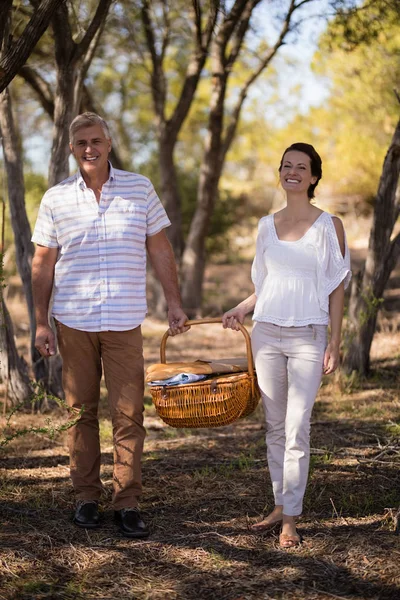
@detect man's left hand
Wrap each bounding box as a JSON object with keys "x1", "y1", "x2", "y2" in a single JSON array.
[{"x1": 167, "y1": 307, "x2": 190, "y2": 336}]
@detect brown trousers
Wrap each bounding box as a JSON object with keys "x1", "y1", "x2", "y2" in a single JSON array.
[{"x1": 56, "y1": 321, "x2": 145, "y2": 510}]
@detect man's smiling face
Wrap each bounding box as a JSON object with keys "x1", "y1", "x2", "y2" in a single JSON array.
[{"x1": 70, "y1": 124, "x2": 111, "y2": 179}]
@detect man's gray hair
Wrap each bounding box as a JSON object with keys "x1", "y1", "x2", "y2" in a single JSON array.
[{"x1": 69, "y1": 112, "x2": 111, "y2": 143}]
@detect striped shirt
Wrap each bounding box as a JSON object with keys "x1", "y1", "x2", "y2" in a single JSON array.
[{"x1": 31, "y1": 164, "x2": 170, "y2": 331}]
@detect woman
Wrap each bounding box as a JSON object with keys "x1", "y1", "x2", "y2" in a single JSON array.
[{"x1": 222, "y1": 143, "x2": 351, "y2": 548}]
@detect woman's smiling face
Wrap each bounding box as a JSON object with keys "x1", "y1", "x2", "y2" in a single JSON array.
[{"x1": 279, "y1": 150, "x2": 317, "y2": 196}]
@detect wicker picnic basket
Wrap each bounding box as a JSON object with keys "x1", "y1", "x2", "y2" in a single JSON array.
[{"x1": 148, "y1": 318, "x2": 260, "y2": 428}]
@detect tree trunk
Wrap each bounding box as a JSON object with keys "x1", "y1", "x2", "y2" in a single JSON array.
[
  {"x1": 180, "y1": 43, "x2": 227, "y2": 316},
  {"x1": 159, "y1": 132, "x2": 183, "y2": 258},
  {"x1": 0, "y1": 86, "x2": 63, "y2": 394},
  {"x1": 149, "y1": 135, "x2": 183, "y2": 318},
  {"x1": 48, "y1": 67, "x2": 75, "y2": 186},
  {"x1": 344, "y1": 115, "x2": 400, "y2": 375},
  {"x1": 0, "y1": 87, "x2": 41, "y2": 374},
  {"x1": 0, "y1": 3, "x2": 63, "y2": 399},
  {"x1": 0, "y1": 297, "x2": 31, "y2": 406},
  {"x1": 180, "y1": 137, "x2": 224, "y2": 317}
]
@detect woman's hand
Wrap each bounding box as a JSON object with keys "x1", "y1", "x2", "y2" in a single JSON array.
[
  {"x1": 222, "y1": 293, "x2": 256, "y2": 330},
  {"x1": 323, "y1": 342, "x2": 340, "y2": 374},
  {"x1": 222, "y1": 307, "x2": 247, "y2": 331}
]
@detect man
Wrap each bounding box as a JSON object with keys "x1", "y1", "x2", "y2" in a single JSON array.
[{"x1": 32, "y1": 112, "x2": 188, "y2": 538}]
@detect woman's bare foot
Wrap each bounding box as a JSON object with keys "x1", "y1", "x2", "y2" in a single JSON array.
[
  {"x1": 279, "y1": 515, "x2": 302, "y2": 548},
  {"x1": 250, "y1": 506, "x2": 283, "y2": 532}
]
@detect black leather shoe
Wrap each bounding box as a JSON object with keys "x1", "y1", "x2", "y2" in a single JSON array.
[
  {"x1": 74, "y1": 501, "x2": 100, "y2": 529},
  {"x1": 114, "y1": 508, "x2": 149, "y2": 539}
]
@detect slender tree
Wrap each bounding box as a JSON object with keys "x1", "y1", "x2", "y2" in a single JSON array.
[
  {"x1": 344, "y1": 109, "x2": 400, "y2": 375},
  {"x1": 0, "y1": 298, "x2": 31, "y2": 407},
  {"x1": 0, "y1": 195, "x2": 31, "y2": 407},
  {"x1": 313, "y1": 0, "x2": 400, "y2": 373},
  {"x1": 0, "y1": 88, "x2": 52, "y2": 389},
  {"x1": 0, "y1": 2, "x2": 32, "y2": 405},
  {"x1": 180, "y1": 0, "x2": 317, "y2": 314},
  {"x1": 140, "y1": 0, "x2": 219, "y2": 257}
]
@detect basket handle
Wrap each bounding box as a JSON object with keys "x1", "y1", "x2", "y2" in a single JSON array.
[{"x1": 159, "y1": 317, "x2": 255, "y2": 379}]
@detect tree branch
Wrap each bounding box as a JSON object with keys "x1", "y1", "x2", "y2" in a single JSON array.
[
  {"x1": 0, "y1": 0, "x2": 13, "y2": 54},
  {"x1": 18, "y1": 65, "x2": 54, "y2": 117},
  {"x1": 192, "y1": 0, "x2": 203, "y2": 48},
  {"x1": 160, "y1": 0, "x2": 170, "y2": 62},
  {"x1": 0, "y1": 0, "x2": 66, "y2": 93},
  {"x1": 167, "y1": 1, "x2": 219, "y2": 143},
  {"x1": 141, "y1": 0, "x2": 159, "y2": 67},
  {"x1": 295, "y1": 0, "x2": 317, "y2": 7},
  {"x1": 73, "y1": 0, "x2": 113, "y2": 64},
  {"x1": 141, "y1": 0, "x2": 166, "y2": 120},
  {"x1": 226, "y1": 0, "x2": 261, "y2": 70},
  {"x1": 221, "y1": 0, "x2": 297, "y2": 160},
  {"x1": 73, "y1": 3, "x2": 112, "y2": 114},
  {"x1": 215, "y1": 0, "x2": 250, "y2": 63},
  {"x1": 51, "y1": 0, "x2": 75, "y2": 66}
]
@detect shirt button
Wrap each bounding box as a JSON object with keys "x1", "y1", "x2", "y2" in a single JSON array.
[
  {"x1": 100, "y1": 257, "x2": 105, "y2": 262},
  {"x1": 99, "y1": 236, "x2": 103, "y2": 240}
]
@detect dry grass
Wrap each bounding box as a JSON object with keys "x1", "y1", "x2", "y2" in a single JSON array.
[{"x1": 1, "y1": 251, "x2": 400, "y2": 600}]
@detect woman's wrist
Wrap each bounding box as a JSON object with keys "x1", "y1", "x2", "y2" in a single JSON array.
[
  {"x1": 238, "y1": 296, "x2": 255, "y2": 314},
  {"x1": 329, "y1": 338, "x2": 340, "y2": 349}
]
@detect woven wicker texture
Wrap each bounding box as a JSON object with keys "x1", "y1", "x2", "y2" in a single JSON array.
[{"x1": 149, "y1": 318, "x2": 260, "y2": 428}]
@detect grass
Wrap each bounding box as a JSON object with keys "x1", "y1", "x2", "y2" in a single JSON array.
[
  {"x1": 1, "y1": 350, "x2": 400, "y2": 600},
  {"x1": 99, "y1": 419, "x2": 113, "y2": 443},
  {"x1": 1, "y1": 370, "x2": 399, "y2": 599}
]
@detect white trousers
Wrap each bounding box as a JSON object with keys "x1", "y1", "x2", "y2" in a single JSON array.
[{"x1": 251, "y1": 321, "x2": 327, "y2": 516}]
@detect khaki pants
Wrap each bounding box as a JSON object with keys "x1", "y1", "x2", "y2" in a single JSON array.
[
  {"x1": 56, "y1": 321, "x2": 145, "y2": 510},
  {"x1": 251, "y1": 321, "x2": 327, "y2": 516}
]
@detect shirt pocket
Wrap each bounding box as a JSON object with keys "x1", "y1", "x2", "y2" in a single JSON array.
[{"x1": 106, "y1": 198, "x2": 145, "y2": 243}]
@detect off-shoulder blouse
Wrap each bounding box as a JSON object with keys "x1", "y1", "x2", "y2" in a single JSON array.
[{"x1": 251, "y1": 212, "x2": 352, "y2": 326}]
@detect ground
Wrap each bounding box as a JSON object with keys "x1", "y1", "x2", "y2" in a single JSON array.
[{"x1": 0, "y1": 228, "x2": 399, "y2": 600}]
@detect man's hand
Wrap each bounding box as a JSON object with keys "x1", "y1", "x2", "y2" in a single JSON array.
[
  {"x1": 35, "y1": 324, "x2": 56, "y2": 357},
  {"x1": 167, "y1": 307, "x2": 190, "y2": 336}
]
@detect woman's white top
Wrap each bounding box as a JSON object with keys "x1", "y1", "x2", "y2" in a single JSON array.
[{"x1": 251, "y1": 212, "x2": 351, "y2": 326}]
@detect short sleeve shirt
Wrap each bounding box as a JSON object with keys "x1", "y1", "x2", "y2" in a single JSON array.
[{"x1": 31, "y1": 164, "x2": 171, "y2": 331}]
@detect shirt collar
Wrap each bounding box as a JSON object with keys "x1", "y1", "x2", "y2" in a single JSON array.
[{"x1": 77, "y1": 161, "x2": 115, "y2": 189}]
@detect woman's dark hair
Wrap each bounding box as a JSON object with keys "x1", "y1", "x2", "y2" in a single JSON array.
[{"x1": 279, "y1": 142, "x2": 322, "y2": 199}]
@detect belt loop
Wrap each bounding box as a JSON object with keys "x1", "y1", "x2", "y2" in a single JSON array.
[{"x1": 312, "y1": 325, "x2": 316, "y2": 339}]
